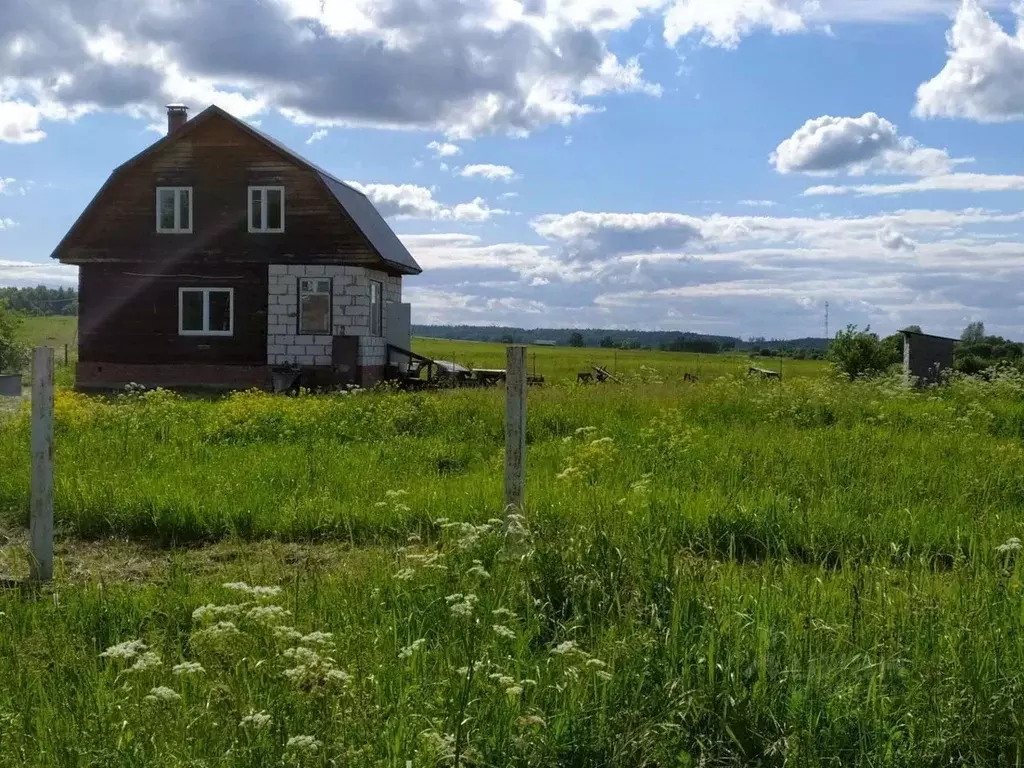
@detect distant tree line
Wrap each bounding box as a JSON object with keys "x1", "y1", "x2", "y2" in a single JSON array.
[
  {"x1": 0, "y1": 286, "x2": 77, "y2": 316},
  {"x1": 414, "y1": 325, "x2": 829, "y2": 355}
]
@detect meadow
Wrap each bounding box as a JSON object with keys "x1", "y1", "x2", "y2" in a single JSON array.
[{"x1": 1, "y1": 334, "x2": 1024, "y2": 765}]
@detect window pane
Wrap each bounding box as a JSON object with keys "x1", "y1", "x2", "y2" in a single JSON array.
[
  {"x1": 208, "y1": 291, "x2": 232, "y2": 333},
  {"x1": 316, "y1": 279, "x2": 331, "y2": 293},
  {"x1": 300, "y1": 278, "x2": 315, "y2": 293},
  {"x1": 181, "y1": 291, "x2": 204, "y2": 331},
  {"x1": 300, "y1": 294, "x2": 330, "y2": 334},
  {"x1": 159, "y1": 190, "x2": 176, "y2": 230},
  {"x1": 250, "y1": 189, "x2": 263, "y2": 230},
  {"x1": 369, "y1": 281, "x2": 381, "y2": 336},
  {"x1": 178, "y1": 189, "x2": 191, "y2": 231},
  {"x1": 266, "y1": 188, "x2": 282, "y2": 230}
]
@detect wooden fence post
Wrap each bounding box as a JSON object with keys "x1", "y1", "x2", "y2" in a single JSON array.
[
  {"x1": 504, "y1": 345, "x2": 527, "y2": 513},
  {"x1": 29, "y1": 347, "x2": 54, "y2": 583}
]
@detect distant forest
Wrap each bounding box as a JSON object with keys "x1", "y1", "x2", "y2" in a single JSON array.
[
  {"x1": 0, "y1": 286, "x2": 77, "y2": 316},
  {"x1": 415, "y1": 325, "x2": 830, "y2": 358}
]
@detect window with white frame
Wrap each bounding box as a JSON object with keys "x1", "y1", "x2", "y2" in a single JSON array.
[
  {"x1": 179, "y1": 288, "x2": 233, "y2": 336},
  {"x1": 156, "y1": 187, "x2": 192, "y2": 233},
  {"x1": 369, "y1": 280, "x2": 383, "y2": 336},
  {"x1": 299, "y1": 278, "x2": 332, "y2": 335},
  {"x1": 248, "y1": 186, "x2": 285, "y2": 232}
]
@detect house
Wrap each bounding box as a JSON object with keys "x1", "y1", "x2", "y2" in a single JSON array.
[
  {"x1": 901, "y1": 329, "x2": 956, "y2": 386},
  {"x1": 51, "y1": 104, "x2": 421, "y2": 391}
]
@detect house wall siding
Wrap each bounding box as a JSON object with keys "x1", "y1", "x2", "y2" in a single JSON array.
[{"x1": 267, "y1": 265, "x2": 400, "y2": 368}]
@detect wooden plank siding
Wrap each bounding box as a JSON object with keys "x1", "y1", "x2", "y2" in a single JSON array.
[
  {"x1": 57, "y1": 115, "x2": 385, "y2": 268},
  {"x1": 78, "y1": 262, "x2": 267, "y2": 365}
]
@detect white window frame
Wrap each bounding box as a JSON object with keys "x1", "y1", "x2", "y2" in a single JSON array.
[
  {"x1": 369, "y1": 279, "x2": 383, "y2": 336},
  {"x1": 298, "y1": 277, "x2": 332, "y2": 335},
  {"x1": 156, "y1": 187, "x2": 193, "y2": 233},
  {"x1": 178, "y1": 287, "x2": 234, "y2": 337},
  {"x1": 248, "y1": 186, "x2": 286, "y2": 233}
]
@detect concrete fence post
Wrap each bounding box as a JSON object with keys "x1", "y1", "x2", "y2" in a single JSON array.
[
  {"x1": 504, "y1": 345, "x2": 527, "y2": 514},
  {"x1": 29, "y1": 346, "x2": 54, "y2": 583}
]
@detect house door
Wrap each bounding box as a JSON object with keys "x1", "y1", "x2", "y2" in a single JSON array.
[{"x1": 332, "y1": 336, "x2": 359, "y2": 385}]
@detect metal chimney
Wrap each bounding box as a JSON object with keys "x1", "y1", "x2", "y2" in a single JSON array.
[{"x1": 166, "y1": 104, "x2": 189, "y2": 134}]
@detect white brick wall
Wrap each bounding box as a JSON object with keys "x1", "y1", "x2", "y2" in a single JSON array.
[{"x1": 267, "y1": 264, "x2": 400, "y2": 368}]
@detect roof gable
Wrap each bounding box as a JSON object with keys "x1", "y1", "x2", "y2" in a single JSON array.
[{"x1": 51, "y1": 105, "x2": 421, "y2": 275}]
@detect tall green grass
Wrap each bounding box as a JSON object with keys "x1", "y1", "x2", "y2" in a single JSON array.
[{"x1": 2, "y1": 368, "x2": 1024, "y2": 763}]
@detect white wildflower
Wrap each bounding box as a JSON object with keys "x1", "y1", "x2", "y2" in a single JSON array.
[
  {"x1": 222, "y1": 582, "x2": 282, "y2": 599},
  {"x1": 246, "y1": 605, "x2": 291, "y2": 624},
  {"x1": 172, "y1": 661, "x2": 205, "y2": 676},
  {"x1": 596, "y1": 670, "x2": 614, "y2": 681},
  {"x1": 301, "y1": 631, "x2": 334, "y2": 647},
  {"x1": 466, "y1": 564, "x2": 490, "y2": 579},
  {"x1": 551, "y1": 640, "x2": 577, "y2": 655},
  {"x1": 492, "y1": 608, "x2": 516, "y2": 619},
  {"x1": 575, "y1": 426, "x2": 597, "y2": 435},
  {"x1": 399, "y1": 639, "x2": 427, "y2": 659},
  {"x1": 144, "y1": 686, "x2": 180, "y2": 704},
  {"x1": 998, "y1": 537, "x2": 1022, "y2": 554},
  {"x1": 385, "y1": 489, "x2": 409, "y2": 498},
  {"x1": 273, "y1": 626, "x2": 303, "y2": 642},
  {"x1": 585, "y1": 658, "x2": 607, "y2": 668},
  {"x1": 283, "y1": 646, "x2": 322, "y2": 665},
  {"x1": 326, "y1": 669, "x2": 352, "y2": 684},
  {"x1": 449, "y1": 594, "x2": 478, "y2": 617},
  {"x1": 493, "y1": 625, "x2": 516, "y2": 639},
  {"x1": 394, "y1": 568, "x2": 416, "y2": 581},
  {"x1": 489, "y1": 674, "x2": 515, "y2": 686},
  {"x1": 239, "y1": 710, "x2": 272, "y2": 729},
  {"x1": 506, "y1": 685, "x2": 523, "y2": 697},
  {"x1": 286, "y1": 735, "x2": 321, "y2": 753},
  {"x1": 129, "y1": 652, "x2": 162, "y2": 672},
  {"x1": 193, "y1": 621, "x2": 240, "y2": 640},
  {"x1": 100, "y1": 639, "x2": 147, "y2": 661},
  {"x1": 445, "y1": 593, "x2": 464, "y2": 604}
]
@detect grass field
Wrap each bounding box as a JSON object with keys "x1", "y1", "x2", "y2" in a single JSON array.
[{"x1": 2, "y1": 324, "x2": 1024, "y2": 764}]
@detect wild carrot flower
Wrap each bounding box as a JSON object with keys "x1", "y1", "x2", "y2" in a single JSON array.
[
  {"x1": 301, "y1": 631, "x2": 334, "y2": 647},
  {"x1": 240, "y1": 711, "x2": 272, "y2": 729},
  {"x1": 129, "y1": 652, "x2": 162, "y2": 672},
  {"x1": 466, "y1": 564, "x2": 490, "y2": 579},
  {"x1": 286, "y1": 735, "x2": 321, "y2": 753},
  {"x1": 492, "y1": 608, "x2": 516, "y2": 619},
  {"x1": 493, "y1": 625, "x2": 516, "y2": 639},
  {"x1": 998, "y1": 537, "x2": 1022, "y2": 554},
  {"x1": 394, "y1": 568, "x2": 416, "y2": 581},
  {"x1": 100, "y1": 639, "x2": 147, "y2": 661},
  {"x1": 273, "y1": 626, "x2": 303, "y2": 642},
  {"x1": 506, "y1": 685, "x2": 523, "y2": 697},
  {"x1": 516, "y1": 715, "x2": 545, "y2": 728},
  {"x1": 172, "y1": 661, "x2": 205, "y2": 676},
  {"x1": 222, "y1": 582, "x2": 282, "y2": 599},
  {"x1": 449, "y1": 594, "x2": 478, "y2": 617},
  {"x1": 399, "y1": 639, "x2": 427, "y2": 658},
  {"x1": 551, "y1": 640, "x2": 577, "y2": 655},
  {"x1": 193, "y1": 621, "x2": 240, "y2": 640},
  {"x1": 192, "y1": 603, "x2": 247, "y2": 622},
  {"x1": 246, "y1": 605, "x2": 291, "y2": 624},
  {"x1": 144, "y1": 686, "x2": 180, "y2": 704}
]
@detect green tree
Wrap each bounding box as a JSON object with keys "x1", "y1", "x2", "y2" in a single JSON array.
[
  {"x1": 902, "y1": 325, "x2": 922, "y2": 334},
  {"x1": 0, "y1": 301, "x2": 28, "y2": 373},
  {"x1": 568, "y1": 332, "x2": 585, "y2": 348},
  {"x1": 962, "y1": 321, "x2": 985, "y2": 343},
  {"x1": 599, "y1": 336, "x2": 615, "y2": 348},
  {"x1": 828, "y1": 325, "x2": 894, "y2": 380}
]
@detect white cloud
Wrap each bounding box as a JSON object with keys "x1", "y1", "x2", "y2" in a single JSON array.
[
  {"x1": 0, "y1": 259, "x2": 77, "y2": 287},
  {"x1": 916, "y1": 0, "x2": 1024, "y2": 123},
  {"x1": 0, "y1": 178, "x2": 17, "y2": 195},
  {"x1": 305, "y1": 128, "x2": 327, "y2": 144},
  {"x1": 772, "y1": 113, "x2": 964, "y2": 176},
  {"x1": 664, "y1": 0, "x2": 813, "y2": 48},
  {"x1": 459, "y1": 164, "x2": 517, "y2": 181},
  {"x1": 804, "y1": 172, "x2": 1024, "y2": 196},
  {"x1": 0, "y1": 0, "x2": 662, "y2": 140},
  {"x1": 347, "y1": 182, "x2": 507, "y2": 222},
  {"x1": 427, "y1": 141, "x2": 461, "y2": 157},
  {"x1": 738, "y1": 199, "x2": 776, "y2": 207},
  {"x1": 877, "y1": 226, "x2": 917, "y2": 252},
  {"x1": 0, "y1": 219, "x2": 17, "y2": 229},
  {"x1": 0, "y1": 101, "x2": 48, "y2": 143}
]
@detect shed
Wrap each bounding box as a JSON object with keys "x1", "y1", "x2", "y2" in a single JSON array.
[{"x1": 901, "y1": 330, "x2": 956, "y2": 386}]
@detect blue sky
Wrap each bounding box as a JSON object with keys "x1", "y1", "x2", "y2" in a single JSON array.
[{"x1": 4, "y1": 0, "x2": 1024, "y2": 339}]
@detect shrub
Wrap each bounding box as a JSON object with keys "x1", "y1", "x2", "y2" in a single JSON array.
[
  {"x1": 0, "y1": 301, "x2": 28, "y2": 374},
  {"x1": 828, "y1": 324, "x2": 897, "y2": 380}
]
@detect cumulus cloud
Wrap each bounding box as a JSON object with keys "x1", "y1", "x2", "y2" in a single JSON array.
[
  {"x1": 771, "y1": 113, "x2": 965, "y2": 176},
  {"x1": 347, "y1": 182, "x2": 507, "y2": 222},
  {"x1": 0, "y1": 0, "x2": 662, "y2": 141},
  {"x1": 0, "y1": 260, "x2": 77, "y2": 287},
  {"x1": 0, "y1": 219, "x2": 16, "y2": 229},
  {"x1": 877, "y1": 226, "x2": 917, "y2": 252},
  {"x1": 663, "y1": 0, "x2": 813, "y2": 48},
  {"x1": 459, "y1": 164, "x2": 517, "y2": 181},
  {"x1": 532, "y1": 212, "x2": 706, "y2": 260},
  {"x1": 427, "y1": 141, "x2": 461, "y2": 157},
  {"x1": 916, "y1": 0, "x2": 1024, "y2": 123},
  {"x1": 804, "y1": 172, "x2": 1024, "y2": 196}
]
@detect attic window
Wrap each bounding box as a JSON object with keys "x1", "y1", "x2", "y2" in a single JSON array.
[
  {"x1": 249, "y1": 186, "x2": 285, "y2": 233},
  {"x1": 156, "y1": 187, "x2": 192, "y2": 233}
]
